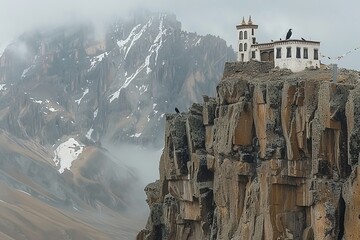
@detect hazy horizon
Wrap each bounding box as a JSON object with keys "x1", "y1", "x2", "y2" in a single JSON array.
[{"x1": 1, "y1": 1, "x2": 360, "y2": 70}]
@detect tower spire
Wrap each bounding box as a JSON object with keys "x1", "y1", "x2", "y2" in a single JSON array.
[
  {"x1": 248, "y1": 16, "x2": 253, "y2": 25},
  {"x1": 241, "y1": 17, "x2": 246, "y2": 25}
]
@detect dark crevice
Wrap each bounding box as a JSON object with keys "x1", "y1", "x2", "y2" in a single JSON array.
[{"x1": 338, "y1": 196, "x2": 345, "y2": 240}]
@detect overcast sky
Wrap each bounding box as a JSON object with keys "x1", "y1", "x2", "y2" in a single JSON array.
[{"x1": 1, "y1": 0, "x2": 360, "y2": 70}]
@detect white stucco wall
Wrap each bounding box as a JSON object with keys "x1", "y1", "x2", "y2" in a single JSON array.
[
  {"x1": 274, "y1": 41, "x2": 320, "y2": 72},
  {"x1": 237, "y1": 27, "x2": 256, "y2": 62},
  {"x1": 250, "y1": 46, "x2": 261, "y2": 61},
  {"x1": 235, "y1": 21, "x2": 320, "y2": 72}
]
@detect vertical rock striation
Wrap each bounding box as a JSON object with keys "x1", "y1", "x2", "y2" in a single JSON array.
[{"x1": 138, "y1": 61, "x2": 360, "y2": 239}]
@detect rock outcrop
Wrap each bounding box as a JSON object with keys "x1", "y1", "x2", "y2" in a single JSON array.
[{"x1": 138, "y1": 61, "x2": 360, "y2": 240}]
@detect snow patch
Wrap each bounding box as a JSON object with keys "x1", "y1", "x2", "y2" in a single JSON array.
[
  {"x1": 152, "y1": 15, "x2": 167, "y2": 64},
  {"x1": 117, "y1": 24, "x2": 141, "y2": 50},
  {"x1": 85, "y1": 128, "x2": 94, "y2": 140},
  {"x1": 145, "y1": 54, "x2": 152, "y2": 74},
  {"x1": 30, "y1": 97, "x2": 43, "y2": 104},
  {"x1": 130, "y1": 133, "x2": 142, "y2": 138},
  {"x1": 158, "y1": 113, "x2": 165, "y2": 121},
  {"x1": 89, "y1": 52, "x2": 108, "y2": 72},
  {"x1": 21, "y1": 65, "x2": 34, "y2": 78},
  {"x1": 108, "y1": 15, "x2": 167, "y2": 103},
  {"x1": 75, "y1": 88, "x2": 89, "y2": 105},
  {"x1": 109, "y1": 62, "x2": 147, "y2": 103},
  {"x1": 124, "y1": 19, "x2": 153, "y2": 59},
  {"x1": 53, "y1": 138, "x2": 84, "y2": 173},
  {"x1": 139, "y1": 85, "x2": 148, "y2": 95},
  {"x1": 48, "y1": 107, "x2": 58, "y2": 112},
  {"x1": 146, "y1": 15, "x2": 167, "y2": 69},
  {"x1": 195, "y1": 37, "x2": 202, "y2": 46}
]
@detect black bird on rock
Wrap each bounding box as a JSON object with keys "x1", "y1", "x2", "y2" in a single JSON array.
[
  {"x1": 175, "y1": 107, "x2": 180, "y2": 114},
  {"x1": 286, "y1": 29, "x2": 292, "y2": 40}
]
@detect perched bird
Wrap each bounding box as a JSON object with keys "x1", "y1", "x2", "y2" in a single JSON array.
[
  {"x1": 301, "y1": 37, "x2": 306, "y2": 41},
  {"x1": 175, "y1": 107, "x2": 180, "y2": 114},
  {"x1": 286, "y1": 29, "x2": 292, "y2": 40}
]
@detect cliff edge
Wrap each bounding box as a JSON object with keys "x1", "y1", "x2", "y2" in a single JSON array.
[{"x1": 138, "y1": 61, "x2": 360, "y2": 240}]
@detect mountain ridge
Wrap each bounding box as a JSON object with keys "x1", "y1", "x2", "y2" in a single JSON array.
[{"x1": 0, "y1": 11, "x2": 235, "y2": 239}]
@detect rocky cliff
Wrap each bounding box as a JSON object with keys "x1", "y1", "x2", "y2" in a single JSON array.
[{"x1": 138, "y1": 61, "x2": 360, "y2": 240}]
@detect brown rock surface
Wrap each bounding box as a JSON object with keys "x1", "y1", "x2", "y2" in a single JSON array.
[{"x1": 138, "y1": 62, "x2": 360, "y2": 240}]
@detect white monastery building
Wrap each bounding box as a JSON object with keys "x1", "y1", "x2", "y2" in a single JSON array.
[{"x1": 236, "y1": 16, "x2": 320, "y2": 72}]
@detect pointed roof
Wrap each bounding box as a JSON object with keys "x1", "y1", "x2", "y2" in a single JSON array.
[
  {"x1": 236, "y1": 16, "x2": 258, "y2": 30},
  {"x1": 241, "y1": 17, "x2": 246, "y2": 25},
  {"x1": 248, "y1": 16, "x2": 253, "y2": 25}
]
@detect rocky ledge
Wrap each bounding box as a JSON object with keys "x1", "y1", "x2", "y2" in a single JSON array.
[{"x1": 137, "y1": 61, "x2": 360, "y2": 240}]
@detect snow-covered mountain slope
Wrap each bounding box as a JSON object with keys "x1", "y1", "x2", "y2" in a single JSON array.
[
  {"x1": 0, "y1": 11, "x2": 235, "y2": 239},
  {"x1": 0, "y1": 12, "x2": 235, "y2": 147}
]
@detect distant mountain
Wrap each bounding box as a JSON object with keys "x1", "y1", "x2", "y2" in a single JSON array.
[
  {"x1": 0, "y1": 11, "x2": 234, "y2": 147},
  {"x1": 0, "y1": 11, "x2": 235, "y2": 239}
]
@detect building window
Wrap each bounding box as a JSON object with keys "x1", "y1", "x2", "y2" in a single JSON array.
[
  {"x1": 252, "y1": 29, "x2": 254, "y2": 35},
  {"x1": 314, "y1": 49, "x2": 319, "y2": 60},
  {"x1": 239, "y1": 31, "x2": 243, "y2": 40},
  {"x1": 286, "y1": 47, "x2": 291, "y2": 58},
  {"x1": 239, "y1": 43, "x2": 243, "y2": 52},
  {"x1": 296, "y1": 47, "x2": 301, "y2": 58},
  {"x1": 244, "y1": 43, "x2": 247, "y2": 51},
  {"x1": 244, "y1": 31, "x2": 248, "y2": 39},
  {"x1": 276, "y1": 48, "x2": 281, "y2": 58},
  {"x1": 252, "y1": 37, "x2": 256, "y2": 44},
  {"x1": 252, "y1": 51, "x2": 256, "y2": 59},
  {"x1": 303, "y1": 48, "x2": 308, "y2": 59}
]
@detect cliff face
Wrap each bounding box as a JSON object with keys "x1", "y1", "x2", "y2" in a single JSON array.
[{"x1": 138, "y1": 62, "x2": 360, "y2": 240}]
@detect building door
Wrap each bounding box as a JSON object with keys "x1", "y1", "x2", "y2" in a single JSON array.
[{"x1": 269, "y1": 50, "x2": 274, "y2": 62}]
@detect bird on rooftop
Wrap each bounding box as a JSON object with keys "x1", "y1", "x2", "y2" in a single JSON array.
[
  {"x1": 286, "y1": 29, "x2": 292, "y2": 40},
  {"x1": 301, "y1": 37, "x2": 306, "y2": 41},
  {"x1": 175, "y1": 107, "x2": 180, "y2": 114}
]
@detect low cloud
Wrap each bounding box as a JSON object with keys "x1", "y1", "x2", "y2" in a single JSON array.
[{"x1": 1, "y1": 1, "x2": 360, "y2": 68}]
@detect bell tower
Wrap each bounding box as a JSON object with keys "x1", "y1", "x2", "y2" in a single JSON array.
[{"x1": 236, "y1": 16, "x2": 258, "y2": 62}]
